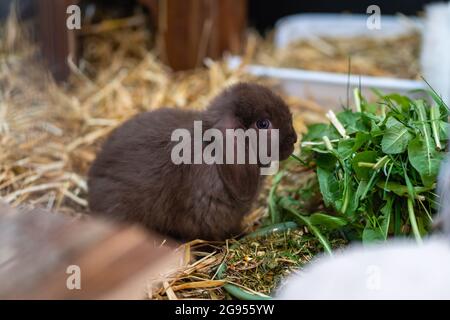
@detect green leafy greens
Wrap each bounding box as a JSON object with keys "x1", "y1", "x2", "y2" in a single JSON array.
[{"x1": 270, "y1": 89, "x2": 449, "y2": 248}]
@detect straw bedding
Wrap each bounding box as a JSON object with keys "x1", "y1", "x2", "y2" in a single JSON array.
[{"x1": 0, "y1": 12, "x2": 328, "y2": 299}]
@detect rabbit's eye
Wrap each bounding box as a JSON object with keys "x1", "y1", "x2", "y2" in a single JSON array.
[{"x1": 256, "y1": 119, "x2": 271, "y2": 129}]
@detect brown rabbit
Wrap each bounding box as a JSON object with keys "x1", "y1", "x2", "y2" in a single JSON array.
[{"x1": 87, "y1": 83, "x2": 297, "y2": 241}]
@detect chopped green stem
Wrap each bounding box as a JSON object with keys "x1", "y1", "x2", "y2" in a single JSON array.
[
  {"x1": 373, "y1": 155, "x2": 389, "y2": 170},
  {"x1": 283, "y1": 206, "x2": 333, "y2": 255},
  {"x1": 301, "y1": 139, "x2": 340, "y2": 147},
  {"x1": 322, "y1": 136, "x2": 334, "y2": 151},
  {"x1": 407, "y1": 198, "x2": 423, "y2": 244},
  {"x1": 358, "y1": 157, "x2": 390, "y2": 171},
  {"x1": 361, "y1": 171, "x2": 378, "y2": 200},
  {"x1": 326, "y1": 110, "x2": 349, "y2": 139},
  {"x1": 417, "y1": 198, "x2": 433, "y2": 223},
  {"x1": 430, "y1": 104, "x2": 442, "y2": 150},
  {"x1": 268, "y1": 171, "x2": 284, "y2": 224},
  {"x1": 353, "y1": 88, "x2": 362, "y2": 112},
  {"x1": 415, "y1": 101, "x2": 434, "y2": 172},
  {"x1": 289, "y1": 154, "x2": 307, "y2": 166},
  {"x1": 358, "y1": 162, "x2": 376, "y2": 168},
  {"x1": 341, "y1": 171, "x2": 350, "y2": 214}
]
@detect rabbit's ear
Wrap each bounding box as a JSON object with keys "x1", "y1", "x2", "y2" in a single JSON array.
[
  {"x1": 211, "y1": 114, "x2": 261, "y2": 200},
  {"x1": 217, "y1": 163, "x2": 261, "y2": 202}
]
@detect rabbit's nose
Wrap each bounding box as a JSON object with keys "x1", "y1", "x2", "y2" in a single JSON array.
[{"x1": 287, "y1": 132, "x2": 297, "y2": 145}]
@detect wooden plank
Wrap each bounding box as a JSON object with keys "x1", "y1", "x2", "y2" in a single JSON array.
[
  {"x1": 0, "y1": 203, "x2": 182, "y2": 299},
  {"x1": 141, "y1": 0, "x2": 247, "y2": 70},
  {"x1": 37, "y1": 0, "x2": 79, "y2": 81}
]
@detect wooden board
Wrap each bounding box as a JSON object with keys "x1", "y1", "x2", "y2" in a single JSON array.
[
  {"x1": 37, "y1": 0, "x2": 79, "y2": 81},
  {"x1": 141, "y1": 0, "x2": 247, "y2": 70},
  {"x1": 0, "y1": 203, "x2": 182, "y2": 299}
]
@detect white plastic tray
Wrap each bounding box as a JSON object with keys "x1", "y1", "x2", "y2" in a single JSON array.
[
  {"x1": 274, "y1": 13, "x2": 421, "y2": 47},
  {"x1": 228, "y1": 58, "x2": 425, "y2": 109},
  {"x1": 228, "y1": 14, "x2": 426, "y2": 110}
]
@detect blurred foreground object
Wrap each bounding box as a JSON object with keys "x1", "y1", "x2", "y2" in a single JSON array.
[
  {"x1": 0, "y1": 202, "x2": 181, "y2": 299},
  {"x1": 276, "y1": 238, "x2": 450, "y2": 300},
  {"x1": 421, "y1": 2, "x2": 450, "y2": 106}
]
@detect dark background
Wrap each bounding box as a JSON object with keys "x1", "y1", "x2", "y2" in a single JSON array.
[
  {"x1": 248, "y1": 0, "x2": 438, "y2": 32},
  {"x1": 0, "y1": 0, "x2": 441, "y2": 31}
]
